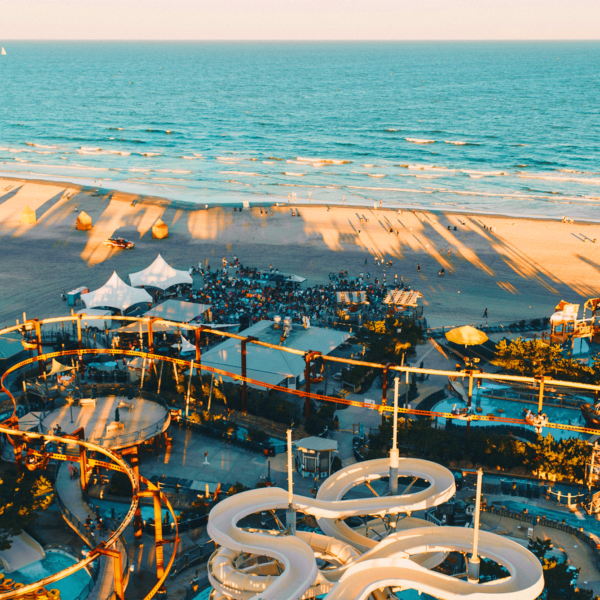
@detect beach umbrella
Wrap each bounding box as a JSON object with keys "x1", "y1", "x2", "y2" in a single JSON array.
[{"x1": 445, "y1": 325, "x2": 488, "y2": 346}]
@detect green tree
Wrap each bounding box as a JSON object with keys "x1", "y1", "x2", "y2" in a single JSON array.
[
  {"x1": 529, "y1": 537, "x2": 597, "y2": 600},
  {"x1": 0, "y1": 470, "x2": 53, "y2": 550},
  {"x1": 354, "y1": 316, "x2": 423, "y2": 363},
  {"x1": 492, "y1": 338, "x2": 562, "y2": 376}
]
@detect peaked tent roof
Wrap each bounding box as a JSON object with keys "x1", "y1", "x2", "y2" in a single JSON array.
[
  {"x1": 48, "y1": 359, "x2": 74, "y2": 375},
  {"x1": 129, "y1": 254, "x2": 192, "y2": 291},
  {"x1": 81, "y1": 272, "x2": 152, "y2": 312}
]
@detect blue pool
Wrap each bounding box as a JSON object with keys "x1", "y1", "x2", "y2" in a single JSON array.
[
  {"x1": 435, "y1": 383, "x2": 588, "y2": 440},
  {"x1": 8, "y1": 550, "x2": 92, "y2": 600}
]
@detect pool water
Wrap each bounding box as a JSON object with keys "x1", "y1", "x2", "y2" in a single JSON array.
[
  {"x1": 435, "y1": 383, "x2": 587, "y2": 440},
  {"x1": 91, "y1": 499, "x2": 178, "y2": 523},
  {"x1": 194, "y1": 588, "x2": 212, "y2": 600},
  {"x1": 8, "y1": 550, "x2": 91, "y2": 600}
]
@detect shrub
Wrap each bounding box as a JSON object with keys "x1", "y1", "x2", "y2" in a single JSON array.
[{"x1": 109, "y1": 471, "x2": 133, "y2": 497}]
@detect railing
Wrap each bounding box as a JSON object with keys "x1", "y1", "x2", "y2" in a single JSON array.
[
  {"x1": 88, "y1": 412, "x2": 170, "y2": 449},
  {"x1": 55, "y1": 488, "x2": 97, "y2": 550},
  {"x1": 545, "y1": 487, "x2": 586, "y2": 507},
  {"x1": 168, "y1": 541, "x2": 217, "y2": 578},
  {"x1": 54, "y1": 463, "x2": 130, "y2": 600}
]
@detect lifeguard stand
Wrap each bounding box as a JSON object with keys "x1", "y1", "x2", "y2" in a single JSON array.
[
  {"x1": 545, "y1": 300, "x2": 595, "y2": 354},
  {"x1": 584, "y1": 298, "x2": 600, "y2": 344}
]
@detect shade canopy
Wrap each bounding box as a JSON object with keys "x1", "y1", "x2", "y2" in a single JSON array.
[
  {"x1": 81, "y1": 272, "x2": 152, "y2": 312},
  {"x1": 129, "y1": 254, "x2": 192, "y2": 291},
  {"x1": 337, "y1": 291, "x2": 367, "y2": 304},
  {"x1": 143, "y1": 300, "x2": 211, "y2": 323},
  {"x1": 172, "y1": 335, "x2": 196, "y2": 353},
  {"x1": 76, "y1": 211, "x2": 92, "y2": 230},
  {"x1": 445, "y1": 325, "x2": 488, "y2": 346},
  {"x1": 287, "y1": 275, "x2": 306, "y2": 283},
  {"x1": 383, "y1": 290, "x2": 422, "y2": 307},
  {"x1": 48, "y1": 359, "x2": 74, "y2": 376},
  {"x1": 152, "y1": 218, "x2": 168, "y2": 239}
]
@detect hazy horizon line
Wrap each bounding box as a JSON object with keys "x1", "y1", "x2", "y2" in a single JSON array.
[{"x1": 2, "y1": 38, "x2": 600, "y2": 42}]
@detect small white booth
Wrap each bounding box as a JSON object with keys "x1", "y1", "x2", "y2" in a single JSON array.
[{"x1": 295, "y1": 436, "x2": 338, "y2": 479}]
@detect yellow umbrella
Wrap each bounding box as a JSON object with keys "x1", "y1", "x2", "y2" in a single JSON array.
[{"x1": 445, "y1": 325, "x2": 488, "y2": 346}]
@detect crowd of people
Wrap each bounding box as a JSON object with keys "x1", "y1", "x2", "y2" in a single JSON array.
[{"x1": 176, "y1": 257, "x2": 417, "y2": 328}]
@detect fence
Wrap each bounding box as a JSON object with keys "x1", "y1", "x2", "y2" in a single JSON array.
[
  {"x1": 482, "y1": 505, "x2": 600, "y2": 566},
  {"x1": 426, "y1": 316, "x2": 549, "y2": 339}
]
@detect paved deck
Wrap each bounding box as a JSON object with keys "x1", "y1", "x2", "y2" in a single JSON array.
[{"x1": 43, "y1": 396, "x2": 168, "y2": 449}]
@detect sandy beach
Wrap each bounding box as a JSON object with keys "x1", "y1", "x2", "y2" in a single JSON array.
[{"x1": 0, "y1": 175, "x2": 599, "y2": 329}]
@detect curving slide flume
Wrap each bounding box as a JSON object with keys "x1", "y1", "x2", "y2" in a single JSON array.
[{"x1": 207, "y1": 458, "x2": 544, "y2": 600}]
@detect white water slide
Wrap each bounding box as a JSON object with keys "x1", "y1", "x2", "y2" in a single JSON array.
[{"x1": 207, "y1": 457, "x2": 544, "y2": 600}]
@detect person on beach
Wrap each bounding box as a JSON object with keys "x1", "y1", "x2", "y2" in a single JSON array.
[
  {"x1": 417, "y1": 264, "x2": 420, "y2": 272},
  {"x1": 483, "y1": 308, "x2": 488, "y2": 318}
]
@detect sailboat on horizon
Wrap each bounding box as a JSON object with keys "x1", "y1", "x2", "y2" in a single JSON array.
[{"x1": 1, "y1": 47, "x2": 6, "y2": 56}]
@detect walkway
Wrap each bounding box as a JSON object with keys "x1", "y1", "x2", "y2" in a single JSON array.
[{"x1": 55, "y1": 464, "x2": 127, "y2": 600}]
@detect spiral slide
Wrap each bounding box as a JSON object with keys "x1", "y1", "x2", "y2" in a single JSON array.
[{"x1": 207, "y1": 458, "x2": 544, "y2": 600}]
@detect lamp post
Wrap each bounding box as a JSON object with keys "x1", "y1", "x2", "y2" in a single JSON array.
[
  {"x1": 467, "y1": 468, "x2": 483, "y2": 583},
  {"x1": 389, "y1": 377, "x2": 400, "y2": 495},
  {"x1": 286, "y1": 428, "x2": 296, "y2": 534}
]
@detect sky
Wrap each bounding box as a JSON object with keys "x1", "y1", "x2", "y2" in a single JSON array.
[{"x1": 1, "y1": 0, "x2": 599, "y2": 40}]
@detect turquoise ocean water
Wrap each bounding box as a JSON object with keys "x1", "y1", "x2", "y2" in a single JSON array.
[{"x1": 0, "y1": 42, "x2": 599, "y2": 218}]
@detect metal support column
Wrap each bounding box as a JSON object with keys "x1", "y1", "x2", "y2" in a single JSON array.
[
  {"x1": 303, "y1": 352, "x2": 321, "y2": 421},
  {"x1": 76, "y1": 314, "x2": 83, "y2": 373},
  {"x1": 34, "y1": 320, "x2": 44, "y2": 376},
  {"x1": 241, "y1": 336, "x2": 258, "y2": 415},
  {"x1": 381, "y1": 363, "x2": 393, "y2": 426},
  {"x1": 153, "y1": 492, "x2": 165, "y2": 578},
  {"x1": 466, "y1": 371, "x2": 474, "y2": 437},
  {"x1": 93, "y1": 545, "x2": 124, "y2": 600}
]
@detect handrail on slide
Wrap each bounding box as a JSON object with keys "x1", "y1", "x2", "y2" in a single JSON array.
[{"x1": 207, "y1": 458, "x2": 544, "y2": 600}]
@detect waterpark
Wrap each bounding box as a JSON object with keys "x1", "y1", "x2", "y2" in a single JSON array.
[{"x1": 1, "y1": 257, "x2": 600, "y2": 600}]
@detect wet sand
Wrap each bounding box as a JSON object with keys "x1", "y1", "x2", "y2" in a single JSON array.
[{"x1": 1, "y1": 176, "x2": 599, "y2": 329}]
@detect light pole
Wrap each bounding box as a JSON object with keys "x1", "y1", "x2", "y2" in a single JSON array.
[
  {"x1": 467, "y1": 468, "x2": 483, "y2": 583},
  {"x1": 286, "y1": 428, "x2": 296, "y2": 534},
  {"x1": 390, "y1": 377, "x2": 399, "y2": 495}
]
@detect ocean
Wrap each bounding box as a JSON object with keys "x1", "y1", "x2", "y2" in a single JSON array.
[{"x1": 0, "y1": 41, "x2": 599, "y2": 218}]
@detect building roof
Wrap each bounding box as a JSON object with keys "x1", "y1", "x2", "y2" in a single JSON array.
[
  {"x1": 143, "y1": 300, "x2": 211, "y2": 323},
  {"x1": 0, "y1": 335, "x2": 26, "y2": 360},
  {"x1": 81, "y1": 272, "x2": 152, "y2": 312},
  {"x1": 129, "y1": 254, "x2": 192, "y2": 291},
  {"x1": 201, "y1": 320, "x2": 349, "y2": 388},
  {"x1": 295, "y1": 436, "x2": 338, "y2": 452}
]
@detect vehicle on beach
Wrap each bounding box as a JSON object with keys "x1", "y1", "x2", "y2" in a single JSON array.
[{"x1": 103, "y1": 238, "x2": 135, "y2": 249}]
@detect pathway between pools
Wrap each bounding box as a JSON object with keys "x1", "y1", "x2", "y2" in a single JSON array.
[{"x1": 55, "y1": 465, "x2": 126, "y2": 600}]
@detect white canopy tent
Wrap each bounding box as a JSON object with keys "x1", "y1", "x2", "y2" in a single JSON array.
[
  {"x1": 129, "y1": 254, "x2": 193, "y2": 291},
  {"x1": 81, "y1": 272, "x2": 152, "y2": 313},
  {"x1": 172, "y1": 335, "x2": 196, "y2": 354}
]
